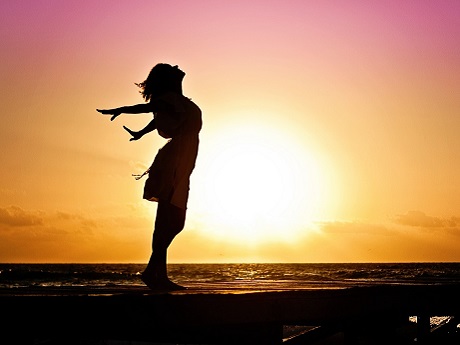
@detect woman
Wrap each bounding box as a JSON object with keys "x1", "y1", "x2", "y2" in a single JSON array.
[{"x1": 97, "y1": 64, "x2": 202, "y2": 290}]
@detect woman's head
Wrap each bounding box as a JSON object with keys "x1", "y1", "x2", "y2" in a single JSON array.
[{"x1": 136, "y1": 64, "x2": 186, "y2": 102}]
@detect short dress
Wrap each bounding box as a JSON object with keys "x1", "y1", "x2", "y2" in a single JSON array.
[{"x1": 143, "y1": 93, "x2": 202, "y2": 210}]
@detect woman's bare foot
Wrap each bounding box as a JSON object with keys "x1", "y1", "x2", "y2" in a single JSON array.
[{"x1": 141, "y1": 272, "x2": 186, "y2": 291}]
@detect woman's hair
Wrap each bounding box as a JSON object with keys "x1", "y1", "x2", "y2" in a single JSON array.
[{"x1": 136, "y1": 63, "x2": 185, "y2": 102}]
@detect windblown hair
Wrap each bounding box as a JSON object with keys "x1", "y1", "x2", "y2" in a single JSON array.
[{"x1": 136, "y1": 63, "x2": 185, "y2": 102}]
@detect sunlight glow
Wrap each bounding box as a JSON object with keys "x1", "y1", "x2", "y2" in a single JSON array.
[{"x1": 192, "y1": 122, "x2": 328, "y2": 243}]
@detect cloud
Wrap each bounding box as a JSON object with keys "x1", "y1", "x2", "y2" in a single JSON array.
[
  {"x1": 318, "y1": 221, "x2": 391, "y2": 235},
  {"x1": 0, "y1": 205, "x2": 153, "y2": 262},
  {"x1": 0, "y1": 206, "x2": 43, "y2": 227},
  {"x1": 394, "y1": 211, "x2": 460, "y2": 228},
  {"x1": 0, "y1": 205, "x2": 151, "y2": 235},
  {"x1": 129, "y1": 160, "x2": 149, "y2": 173},
  {"x1": 54, "y1": 211, "x2": 99, "y2": 232},
  {"x1": 0, "y1": 206, "x2": 105, "y2": 236}
]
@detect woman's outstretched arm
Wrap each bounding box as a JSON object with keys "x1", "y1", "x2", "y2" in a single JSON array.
[
  {"x1": 97, "y1": 103, "x2": 154, "y2": 121},
  {"x1": 123, "y1": 119, "x2": 157, "y2": 141}
]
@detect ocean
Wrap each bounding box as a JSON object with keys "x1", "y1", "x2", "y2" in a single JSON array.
[{"x1": 1, "y1": 262, "x2": 460, "y2": 288}]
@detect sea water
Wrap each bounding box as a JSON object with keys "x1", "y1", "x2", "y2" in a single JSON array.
[{"x1": 2, "y1": 262, "x2": 460, "y2": 288}]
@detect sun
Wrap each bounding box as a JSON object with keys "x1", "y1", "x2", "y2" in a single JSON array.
[{"x1": 190, "y1": 121, "x2": 328, "y2": 244}]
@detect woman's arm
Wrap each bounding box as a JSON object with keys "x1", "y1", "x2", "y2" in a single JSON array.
[
  {"x1": 97, "y1": 103, "x2": 155, "y2": 121},
  {"x1": 123, "y1": 119, "x2": 157, "y2": 141}
]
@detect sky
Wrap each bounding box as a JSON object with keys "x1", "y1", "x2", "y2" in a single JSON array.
[{"x1": 0, "y1": 0, "x2": 459, "y2": 263}]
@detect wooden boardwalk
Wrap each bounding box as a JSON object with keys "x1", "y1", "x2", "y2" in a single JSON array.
[{"x1": 1, "y1": 283, "x2": 459, "y2": 344}]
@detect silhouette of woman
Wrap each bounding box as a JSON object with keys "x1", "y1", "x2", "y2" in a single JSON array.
[{"x1": 97, "y1": 64, "x2": 202, "y2": 290}]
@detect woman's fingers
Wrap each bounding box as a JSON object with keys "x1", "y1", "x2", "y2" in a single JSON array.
[
  {"x1": 96, "y1": 109, "x2": 110, "y2": 114},
  {"x1": 123, "y1": 126, "x2": 140, "y2": 141},
  {"x1": 96, "y1": 109, "x2": 120, "y2": 120}
]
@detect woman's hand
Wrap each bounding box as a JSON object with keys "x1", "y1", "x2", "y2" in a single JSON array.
[
  {"x1": 123, "y1": 126, "x2": 143, "y2": 141},
  {"x1": 96, "y1": 109, "x2": 121, "y2": 121}
]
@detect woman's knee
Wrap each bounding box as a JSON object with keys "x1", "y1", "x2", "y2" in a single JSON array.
[
  {"x1": 153, "y1": 202, "x2": 185, "y2": 248},
  {"x1": 163, "y1": 202, "x2": 185, "y2": 228}
]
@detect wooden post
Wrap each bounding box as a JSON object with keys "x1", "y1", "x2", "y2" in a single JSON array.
[{"x1": 416, "y1": 314, "x2": 430, "y2": 343}]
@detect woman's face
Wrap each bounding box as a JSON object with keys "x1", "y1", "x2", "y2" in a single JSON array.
[{"x1": 172, "y1": 65, "x2": 186, "y2": 79}]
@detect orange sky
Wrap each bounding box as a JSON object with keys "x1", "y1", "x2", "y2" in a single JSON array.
[{"x1": 1, "y1": 1, "x2": 460, "y2": 263}]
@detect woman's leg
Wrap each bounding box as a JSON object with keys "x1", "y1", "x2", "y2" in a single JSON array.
[{"x1": 142, "y1": 201, "x2": 186, "y2": 289}]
